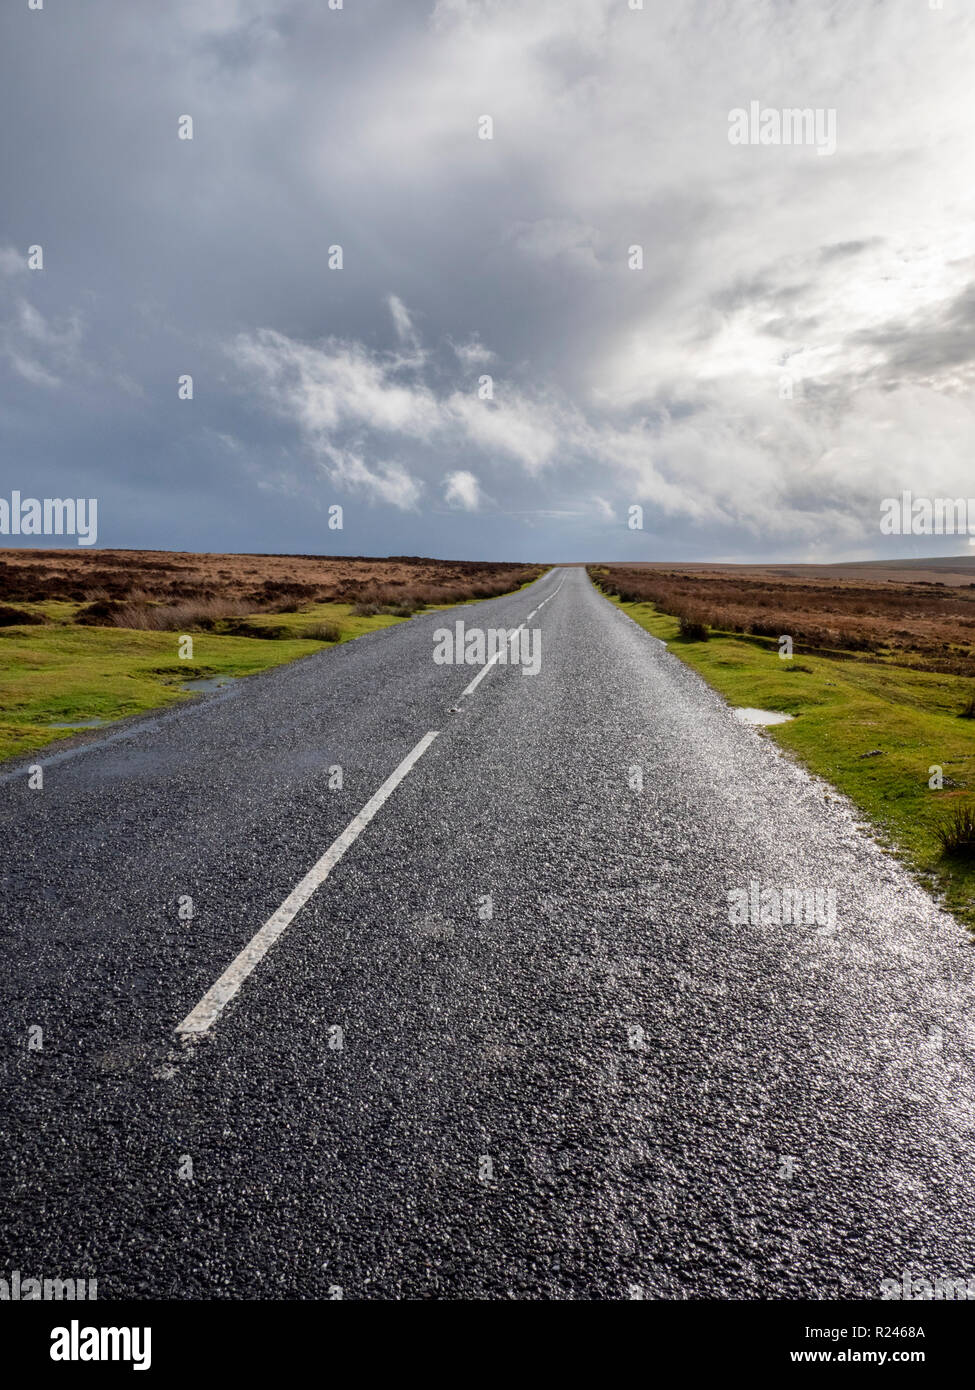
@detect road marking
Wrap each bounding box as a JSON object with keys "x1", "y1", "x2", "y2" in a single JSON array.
[
  {"x1": 459, "y1": 575, "x2": 564, "y2": 699},
  {"x1": 535, "y1": 578, "x2": 564, "y2": 609},
  {"x1": 175, "y1": 730, "x2": 440, "y2": 1037},
  {"x1": 461, "y1": 623, "x2": 525, "y2": 696}
]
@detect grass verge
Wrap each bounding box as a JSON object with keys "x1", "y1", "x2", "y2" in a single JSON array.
[
  {"x1": 0, "y1": 602, "x2": 413, "y2": 764},
  {"x1": 606, "y1": 594, "x2": 975, "y2": 931}
]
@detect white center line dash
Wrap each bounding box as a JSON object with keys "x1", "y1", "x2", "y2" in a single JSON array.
[
  {"x1": 461, "y1": 624, "x2": 524, "y2": 696},
  {"x1": 459, "y1": 576, "x2": 563, "y2": 701},
  {"x1": 175, "y1": 730, "x2": 440, "y2": 1037}
]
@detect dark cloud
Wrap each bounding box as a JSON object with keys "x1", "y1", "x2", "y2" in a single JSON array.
[{"x1": 1, "y1": 0, "x2": 973, "y2": 562}]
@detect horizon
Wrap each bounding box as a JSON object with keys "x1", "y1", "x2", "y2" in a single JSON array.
[{"x1": 7, "y1": 542, "x2": 975, "y2": 571}]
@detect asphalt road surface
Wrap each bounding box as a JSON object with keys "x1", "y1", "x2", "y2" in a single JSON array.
[{"x1": 2, "y1": 566, "x2": 974, "y2": 1300}]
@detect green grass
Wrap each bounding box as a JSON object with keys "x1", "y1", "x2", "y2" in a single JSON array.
[
  {"x1": 214, "y1": 600, "x2": 409, "y2": 642},
  {"x1": 609, "y1": 596, "x2": 975, "y2": 930},
  {"x1": 0, "y1": 601, "x2": 407, "y2": 764}
]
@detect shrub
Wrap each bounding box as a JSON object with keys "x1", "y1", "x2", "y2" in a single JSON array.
[
  {"x1": 75, "y1": 599, "x2": 128, "y2": 625},
  {"x1": 677, "y1": 611, "x2": 709, "y2": 641},
  {"x1": 313, "y1": 621, "x2": 343, "y2": 642},
  {"x1": 0, "y1": 604, "x2": 47, "y2": 626},
  {"x1": 934, "y1": 804, "x2": 975, "y2": 858}
]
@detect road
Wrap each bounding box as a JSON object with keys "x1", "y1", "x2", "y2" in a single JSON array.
[{"x1": 1, "y1": 565, "x2": 974, "y2": 1300}]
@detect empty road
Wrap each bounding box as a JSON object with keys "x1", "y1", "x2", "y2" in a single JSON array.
[{"x1": 1, "y1": 565, "x2": 973, "y2": 1300}]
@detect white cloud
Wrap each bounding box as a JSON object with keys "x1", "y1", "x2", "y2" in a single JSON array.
[
  {"x1": 232, "y1": 314, "x2": 567, "y2": 482},
  {"x1": 445, "y1": 391, "x2": 560, "y2": 474},
  {"x1": 444, "y1": 469, "x2": 483, "y2": 510},
  {"x1": 388, "y1": 294, "x2": 422, "y2": 358},
  {"x1": 232, "y1": 328, "x2": 442, "y2": 438},
  {"x1": 450, "y1": 337, "x2": 496, "y2": 367},
  {"x1": 7, "y1": 353, "x2": 60, "y2": 389},
  {"x1": 322, "y1": 446, "x2": 423, "y2": 511}
]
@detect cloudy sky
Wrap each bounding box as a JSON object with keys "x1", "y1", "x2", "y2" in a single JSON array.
[{"x1": 2, "y1": 0, "x2": 975, "y2": 562}]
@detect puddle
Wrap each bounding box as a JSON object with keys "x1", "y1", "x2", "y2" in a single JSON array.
[
  {"x1": 733, "y1": 707, "x2": 795, "y2": 726},
  {"x1": 48, "y1": 718, "x2": 107, "y2": 730},
  {"x1": 180, "y1": 676, "x2": 237, "y2": 694}
]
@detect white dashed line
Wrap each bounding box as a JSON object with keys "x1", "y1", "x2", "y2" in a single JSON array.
[
  {"x1": 176, "y1": 730, "x2": 440, "y2": 1037},
  {"x1": 179, "y1": 577, "x2": 565, "y2": 1033},
  {"x1": 460, "y1": 575, "x2": 564, "y2": 700},
  {"x1": 461, "y1": 623, "x2": 525, "y2": 696}
]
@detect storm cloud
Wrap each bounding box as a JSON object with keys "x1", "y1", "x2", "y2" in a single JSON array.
[{"x1": 2, "y1": 0, "x2": 974, "y2": 561}]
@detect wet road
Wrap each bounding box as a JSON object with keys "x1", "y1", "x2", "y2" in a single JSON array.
[{"x1": 1, "y1": 566, "x2": 973, "y2": 1299}]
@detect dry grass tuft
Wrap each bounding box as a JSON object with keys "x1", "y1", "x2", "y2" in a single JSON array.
[{"x1": 107, "y1": 598, "x2": 252, "y2": 631}]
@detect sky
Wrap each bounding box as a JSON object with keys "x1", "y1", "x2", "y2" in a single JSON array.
[{"x1": 2, "y1": 0, "x2": 975, "y2": 563}]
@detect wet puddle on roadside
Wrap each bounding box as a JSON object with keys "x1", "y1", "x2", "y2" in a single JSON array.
[{"x1": 732, "y1": 707, "x2": 795, "y2": 726}]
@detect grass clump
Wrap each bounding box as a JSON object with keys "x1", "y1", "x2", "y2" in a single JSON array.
[
  {"x1": 935, "y1": 804, "x2": 975, "y2": 858},
  {"x1": 0, "y1": 604, "x2": 46, "y2": 627},
  {"x1": 677, "y1": 610, "x2": 709, "y2": 641}
]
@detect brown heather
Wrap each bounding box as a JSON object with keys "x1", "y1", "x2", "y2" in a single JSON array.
[
  {"x1": 592, "y1": 561, "x2": 975, "y2": 677},
  {"x1": 0, "y1": 549, "x2": 544, "y2": 631}
]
